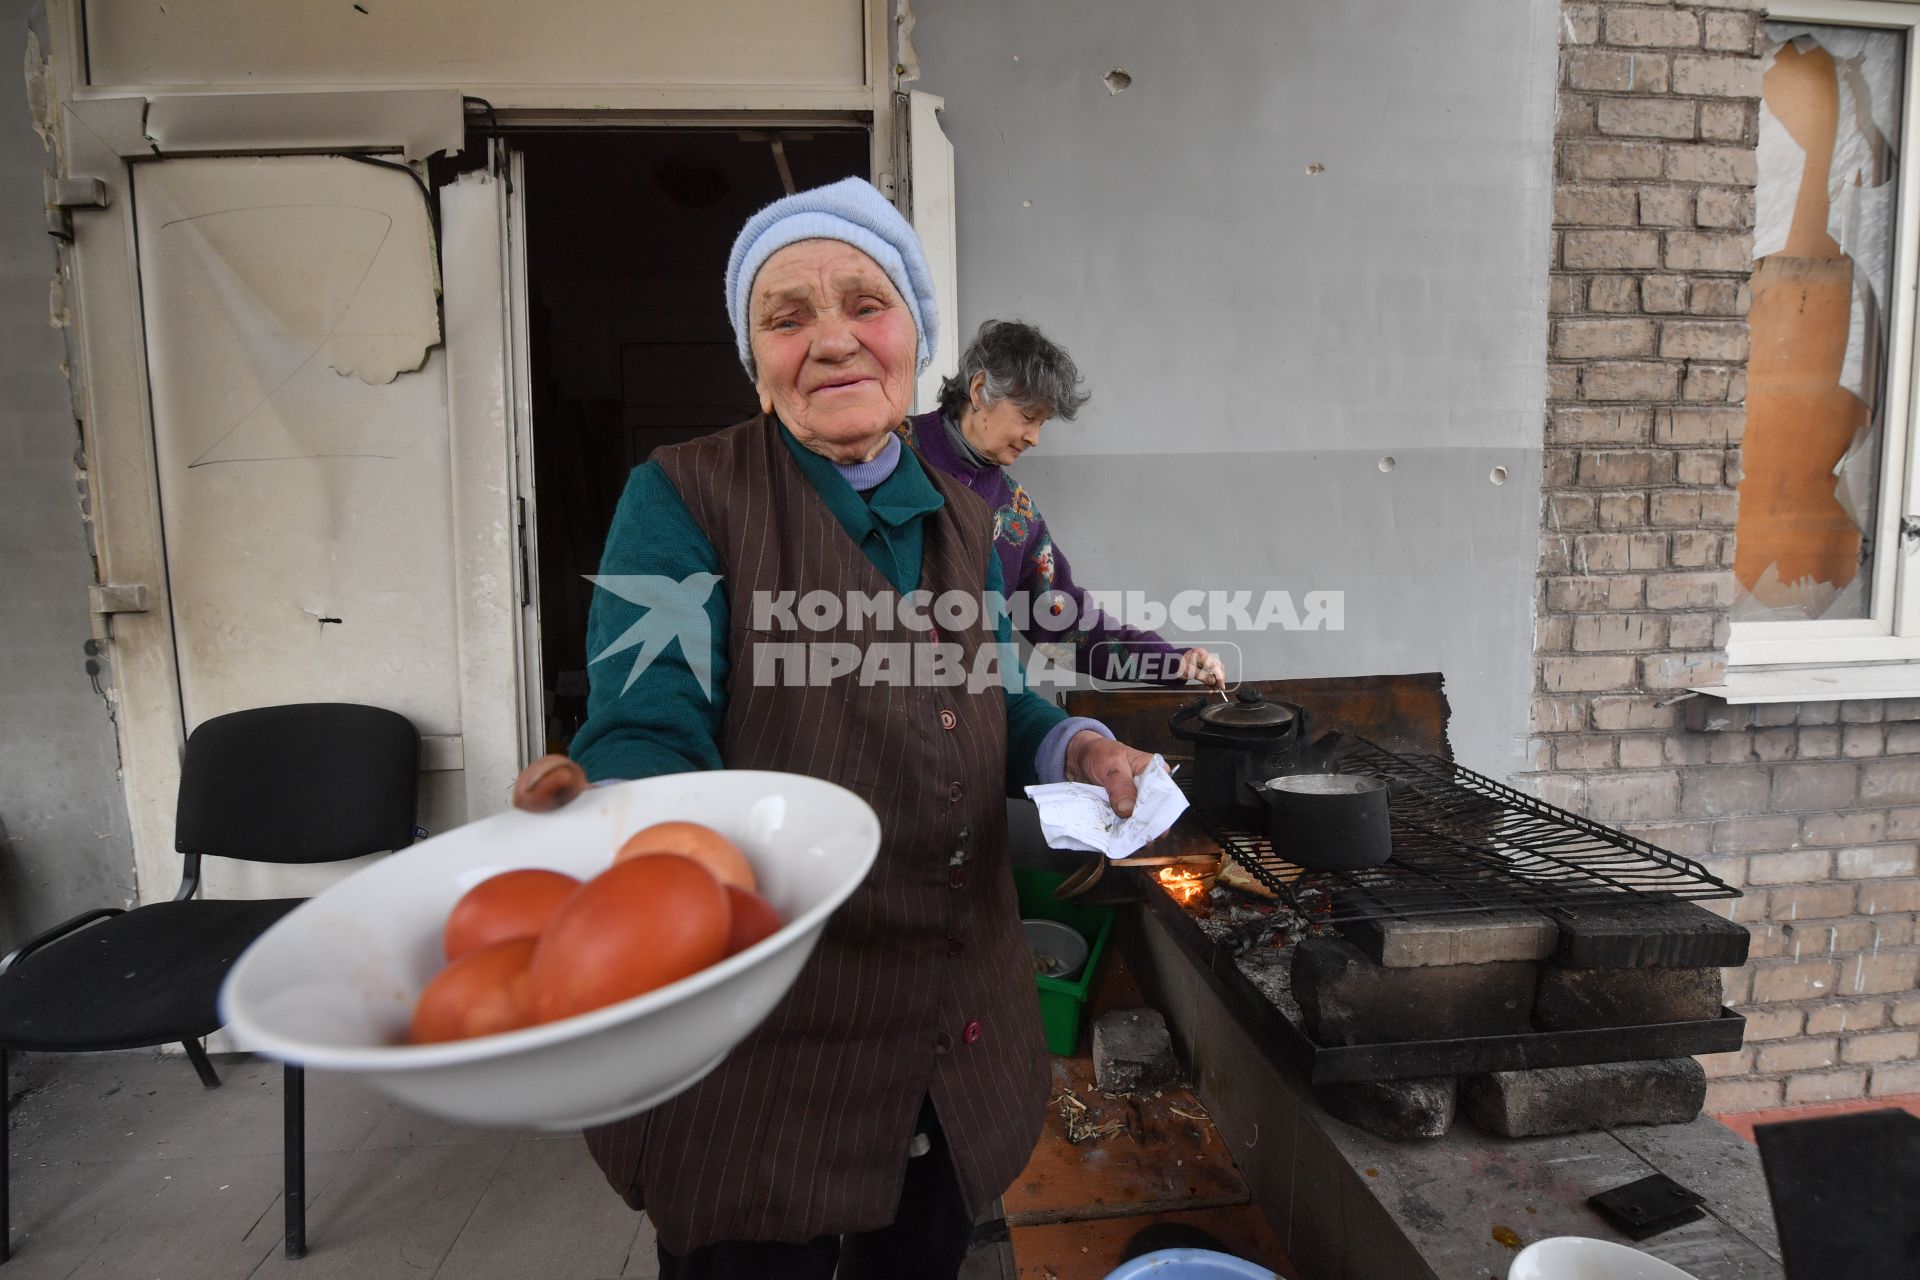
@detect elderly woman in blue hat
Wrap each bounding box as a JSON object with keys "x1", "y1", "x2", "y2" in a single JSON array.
[{"x1": 540, "y1": 178, "x2": 1156, "y2": 1279}]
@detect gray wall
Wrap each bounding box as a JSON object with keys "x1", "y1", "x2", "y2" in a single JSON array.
[
  {"x1": 914, "y1": 0, "x2": 1558, "y2": 775},
  {"x1": 0, "y1": 9, "x2": 138, "y2": 945}
]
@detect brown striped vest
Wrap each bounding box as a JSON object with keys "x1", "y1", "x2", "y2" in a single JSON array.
[{"x1": 584, "y1": 416, "x2": 1049, "y2": 1251}]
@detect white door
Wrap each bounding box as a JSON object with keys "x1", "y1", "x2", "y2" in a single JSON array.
[
  {"x1": 125, "y1": 143, "x2": 530, "y2": 900},
  {"x1": 442, "y1": 141, "x2": 546, "y2": 780}
]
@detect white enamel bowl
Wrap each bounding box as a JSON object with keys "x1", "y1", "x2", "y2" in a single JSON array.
[
  {"x1": 220, "y1": 771, "x2": 879, "y2": 1129},
  {"x1": 1507, "y1": 1237, "x2": 1701, "y2": 1280}
]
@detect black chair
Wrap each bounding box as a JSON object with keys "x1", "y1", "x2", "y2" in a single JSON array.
[{"x1": 0, "y1": 703, "x2": 419, "y2": 1263}]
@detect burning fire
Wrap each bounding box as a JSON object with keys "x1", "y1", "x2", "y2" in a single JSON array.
[{"x1": 1158, "y1": 865, "x2": 1208, "y2": 905}]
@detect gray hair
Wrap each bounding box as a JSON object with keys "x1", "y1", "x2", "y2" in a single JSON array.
[{"x1": 936, "y1": 320, "x2": 1091, "y2": 422}]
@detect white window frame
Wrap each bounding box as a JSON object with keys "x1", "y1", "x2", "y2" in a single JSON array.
[{"x1": 1728, "y1": 0, "x2": 1920, "y2": 679}]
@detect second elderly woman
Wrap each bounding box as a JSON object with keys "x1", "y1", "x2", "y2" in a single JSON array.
[
  {"x1": 531, "y1": 178, "x2": 1159, "y2": 1280},
  {"x1": 904, "y1": 320, "x2": 1227, "y2": 689}
]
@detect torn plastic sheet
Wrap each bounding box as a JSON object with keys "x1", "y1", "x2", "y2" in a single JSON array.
[
  {"x1": 1736, "y1": 25, "x2": 1902, "y2": 623},
  {"x1": 1756, "y1": 26, "x2": 1898, "y2": 411},
  {"x1": 1734, "y1": 561, "x2": 1866, "y2": 622}
]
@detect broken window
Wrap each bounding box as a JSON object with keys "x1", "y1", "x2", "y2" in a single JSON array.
[{"x1": 1736, "y1": 23, "x2": 1903, "y2": 623}]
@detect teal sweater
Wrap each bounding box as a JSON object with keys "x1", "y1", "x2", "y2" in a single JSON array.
[{"x1": 570, "y1": 425, "x2": 1069, "y2": 790}]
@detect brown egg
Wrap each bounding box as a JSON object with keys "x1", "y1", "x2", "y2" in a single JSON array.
[
  {"x1": 410, "y1": 937, "x2": 537, "y2": 1043},
  {"x1": 443, "y1": 868, "x2": 581, "y2": 961},
  {"x1": 614, "y1": 821, "x2": 755, "y2": 892},
  {"x1": 526, "y1": 854, "x2": 731, "y2": 1023},
  {"x1": 724, "y1": 885, "x2": 784, "y2": 955}
]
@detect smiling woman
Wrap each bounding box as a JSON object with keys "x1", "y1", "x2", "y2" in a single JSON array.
[
  {"x1": 546, "y1": 176, "x2": 1161, "y2": 1280},
  {"x1": 748, "y1": 241, "x2": 920, "y2": 462}
]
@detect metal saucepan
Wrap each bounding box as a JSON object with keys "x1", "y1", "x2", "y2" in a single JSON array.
[
  {"x1": 1251, "y1": 772, "x2": 1393, "y2": 871},
  {"x1": 1168, "y1": 691, "x2": 1311, "y2": 821}
]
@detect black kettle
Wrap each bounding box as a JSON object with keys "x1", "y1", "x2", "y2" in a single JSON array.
[{"x1": 1169, "y1": 691, "x2": 1311, "y2": 822}]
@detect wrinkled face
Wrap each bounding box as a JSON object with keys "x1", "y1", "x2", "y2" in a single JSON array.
[
  {"x1": 962, "y1": 374, "x2": 1050, "y2": 466},
  {"x1": 748, "y1": 240, "x2": 918, "y2": 463}
]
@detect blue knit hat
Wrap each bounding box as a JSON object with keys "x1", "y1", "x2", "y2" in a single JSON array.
[{"x1": 724, "y1": 177, "x2": 938, "y2": 380}]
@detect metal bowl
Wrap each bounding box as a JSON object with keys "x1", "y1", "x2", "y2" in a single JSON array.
[{"x1": 1022, "y1": 918, "x2": 1090, "y2": 982}]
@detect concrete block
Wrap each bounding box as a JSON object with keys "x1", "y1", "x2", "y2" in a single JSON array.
[
  {"x1": 1338, "y1": 910, "x2": 1558, "y2": 969},
  {"x1": 1092, "y1": 1009, "x2": 1180, "y2": 1095},
  {"x1": 1289, "y1": 937, "x2": 1537, "y2": 1046},
  {"x1": 1314, "y1": 1076, "x2": 1456, "y2": 1141},
  {"x1": 1461, "y1": 1059, "x2": 1706, "y2": 1138},
  {"x1": 1534, "y1": 964, "x2": 1723, "y2": 1031},
  {"x1": 1549, "y1": 898, "x2": 1751, "y2": 968}
]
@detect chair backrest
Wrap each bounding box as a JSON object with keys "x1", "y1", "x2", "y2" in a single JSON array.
[{"x1": 175, "y1": 703, "x2": 421, "y2": 864}]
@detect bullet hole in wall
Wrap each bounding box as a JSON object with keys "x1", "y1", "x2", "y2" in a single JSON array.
[{"x1": 1103, "y1": 69, "x2": 1133, "y2": 95}]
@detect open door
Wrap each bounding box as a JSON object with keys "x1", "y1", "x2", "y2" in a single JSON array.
[
  {"x1": 63, "y1": 91, "x2": 531, "y2": 904},
  {"x1": 904, "y1": 90, "x2": 959, "y2": 409},
  {"x1": 442, "y1": 141, "x2": 545, "y2": 801}
]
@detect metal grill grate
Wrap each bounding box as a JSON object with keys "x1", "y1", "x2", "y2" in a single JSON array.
[{"x1": 1182, "y1": 739, "x2": 1741, "y2": 924}]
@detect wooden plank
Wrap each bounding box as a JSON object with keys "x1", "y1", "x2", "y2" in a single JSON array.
[
  {"x1": 1004, "y1": 949, "x2": 1251, "y2": 1227},
  {"x1": 1003, "y1": 1056, "x2": 1250, "y2": 1226},
  {"x1": 1064, "y1": 673, "x2": 1452, "y2": 761},
  {"x1": 1010, "y1": 1204, "x2": 1294, "y2": 1280}
]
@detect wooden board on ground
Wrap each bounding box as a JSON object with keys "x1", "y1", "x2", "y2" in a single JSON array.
[
  {"x1": 1006, "y1": 946, "x2": 1250, "y2": 1225},
  {"x1": 1010, "y1": 1204, "x2": 1294, "y2": 1280},
  {"x1": 1003, "y1": 1056, "x2": 1249, "y2": 1225}
]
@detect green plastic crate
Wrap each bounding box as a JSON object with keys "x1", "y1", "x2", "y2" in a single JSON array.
[{"x1": 1013, "y1": 864, "x2": 1115, "y2": 1056}]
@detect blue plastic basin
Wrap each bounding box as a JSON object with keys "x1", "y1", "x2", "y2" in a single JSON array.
[{"x1": 1103, "y1": 1248, "x2": 1279, "y2": 1279}]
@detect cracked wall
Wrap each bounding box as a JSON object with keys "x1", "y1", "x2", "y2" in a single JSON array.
[{"x1": 910, "y1": 0, "x2": 1560, "y2": 776}]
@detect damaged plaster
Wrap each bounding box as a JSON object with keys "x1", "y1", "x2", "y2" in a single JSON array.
[
  {"x1": 22, "y1": 26, "x2": 53, "y2": 150},
  {"x1": 142, "y1": 156, "x2": 441, "y2": 401},
  {"x1": 2, "y1": 5, "x2": 139, "y2": 940},
  {"x1": 894, "y1": 0, "x2": 921, "y2": 85}
]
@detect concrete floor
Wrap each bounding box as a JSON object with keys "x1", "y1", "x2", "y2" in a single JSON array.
[{"x1": 2, "y1": 1050, "x2": 1015, "y2": 1280}]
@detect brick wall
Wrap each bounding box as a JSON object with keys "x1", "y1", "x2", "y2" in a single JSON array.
[{"x1": 1528, "y1": 0, "x2": 1920, "y2": 1113}]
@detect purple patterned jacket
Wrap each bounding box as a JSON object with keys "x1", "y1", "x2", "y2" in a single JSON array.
[{"x1": 903, "y1": 409, "x2": 1185, "y2": 684}]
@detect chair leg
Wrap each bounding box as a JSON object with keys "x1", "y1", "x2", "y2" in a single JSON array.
[
  {"x1": 2, "y1": 1047, "x2": 11, "y2": 1265},
  {"x1": 283, "y1": 1065, "x2": 305, "y2": 1260},
  {"x1": 181, "y1": 1038, "x2": 220, "y2": 1089}
]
